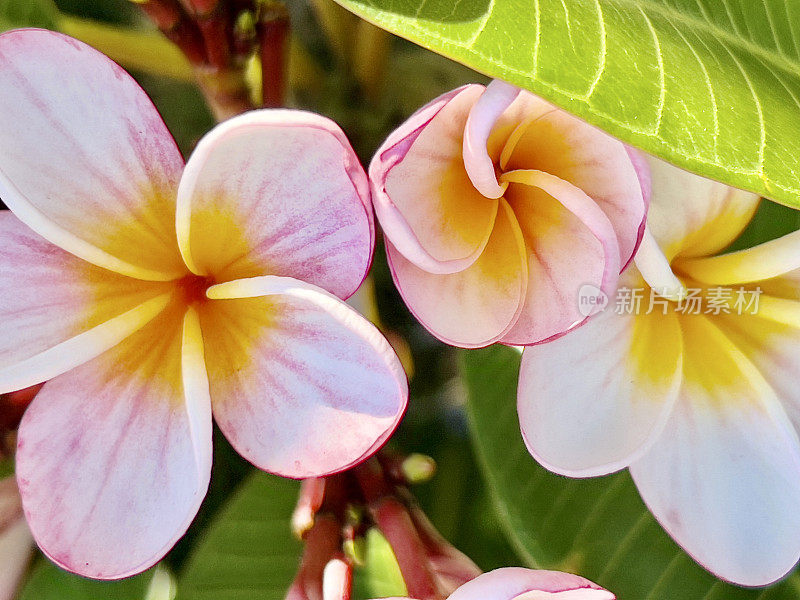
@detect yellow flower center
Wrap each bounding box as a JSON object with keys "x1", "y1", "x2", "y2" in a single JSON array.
[{"x1": 176, "y1": 274, "x2": 215, "y2": 307}]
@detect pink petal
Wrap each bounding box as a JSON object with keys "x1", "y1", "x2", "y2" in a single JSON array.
[
  {"x1": 385, "y1": 199, "x2": 528, "y2": 348},
  {"x1": 500, "y1": 97, "x2": 646, "y2": 269},
  {"x1": 202, "y1": 276, "x2": 408, "y2": 478},
  {"x1": 446, "y1": 568, "x2": 613, "y2": 600},
  {"x1": 517, "y1": 271, "x2": 682, "y2": 476},
  {"x1": 631, "y1": 317, "x2": 800, "y2": 585},
  {"x1": 625, "y1": 147, "x2": 652, "y2": 208},
  {"x1": 176, "y1": 110, "x2": 373, "y2": 300},
  {"x1": 463, "y1": 79, "x2": 521, "y2": 199},
  {"x1": 15, "y1": 304, "x2": 212, "y2": 578},
  {"x1": 370, "y1": 85, "x2": 500, "y2": 274},
  {"x1": 499, "y1": 169, "x2": 620, "y2": 345},
  {"x1": 0, "y1": 30, "x2": 185, "y2": 280},
  {"x1": 0, "y1": 212, "x2": 174, "y2": 392}
]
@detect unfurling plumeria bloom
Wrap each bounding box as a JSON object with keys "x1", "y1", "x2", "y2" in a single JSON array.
[
  {"x1": 518, "y1": 156, "x2": 800, "y2": 585},
  {"x1": 369, "y1": 80, "x2": 648, "y2": 348},
  {"x1": 0, "y1": 30, "x2": 407, "y2": 578},
  {"x1": 375, "y1": 567, "x2": 614, "y2": 600}
]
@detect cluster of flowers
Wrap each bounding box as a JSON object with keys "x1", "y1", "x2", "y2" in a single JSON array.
[
  {"x1": 2, "y1": 27, "x2": 800, "y2": 597},
  {"x1": 372, "y1": 80, "x2": 800, "y2": 588}
]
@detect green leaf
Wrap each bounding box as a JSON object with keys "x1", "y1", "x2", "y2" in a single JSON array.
[
  {"x1": 353, "y1": 529, "x2": 408, "y2": 600},
  {"x1": 0, "y1": 0, "x2": 59, "y2": 31},
  {"x1": 463, "y1": 345, "x2": 800, "y2": 599},
  {"x1": 176, "y1": 472, "x2": 302, "y2": 600},
  {"x1": 333, "y1": 0, "x2": 800, "y2": 208},
  {"x1": 17, "y1": 559, "x2": 152, "y2": 600},
  {"x1": 726, "y1": 197, "x2": 800, "y2": 252}
]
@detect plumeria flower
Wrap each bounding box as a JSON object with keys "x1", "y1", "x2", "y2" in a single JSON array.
[
  {"x1": 369, "y1": 80, "x2": 648, "y2": 348},
  {"x1": 0, "y1": 29, "x2": 407, "y2": 578},
  {"x1": 375, "y1": 567, "x2": 614, "y2": 600},
  {"x1": 518, "y1": 155, "x2": 800, "y2": 585}
]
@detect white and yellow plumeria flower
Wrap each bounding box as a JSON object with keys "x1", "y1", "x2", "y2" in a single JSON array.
[
  {"x1": 0, "y1": 29, "x2": 407, "y2": 578},
  {"x1": 518, "y1": 156, "x2": 800, "y2": 585}
]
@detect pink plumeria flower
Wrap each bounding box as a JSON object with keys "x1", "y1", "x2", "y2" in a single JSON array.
[
  {"x1": 369, "y1": 80, "x2": 648, "y2": 348},
  {"x1": 518, "y1": 155, "x2": 800, "y2": 585},
  {"x1": 0, "y1": 29, "x2": 407, "y2": 578},
  {"x1": 374, "y1": 567, "x2": 614, "y2": 600}
]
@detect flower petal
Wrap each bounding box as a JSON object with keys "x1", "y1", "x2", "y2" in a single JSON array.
[
  {"x1": 0, "y1": 30, "x2": 185, "y2": 280},
  {"x1": 386, "y1": 199, "x2": 528, "y2": 348},
  {"x1": 500, "y1": 100, "x2": 646, "y2": 268},
  {"x1": 463, "y1": 79, "x2": 520, "y2": 199},
  {"x1": 633, "y1": 226, "x2": 687, "y2": 301},
  {"x1": 643, "y1": 156, "x2": 760, "y2": 261},
  {"x1": 370, "y1": 85, "x2": 500, "y2": 273},
  {"x1": 0, "y1": 212, "x2": 175, "y2": 393},
  {"x1": 630, "y1": 316, "x2": 800, "y2": 586},
  {"x1": 676, "y1": 228, "x2": 800, "y2": 286},
  {"x1": 499, "y1": 169, "x2": 620, "y2": 345},
  {"x1": 202, "y1": 276, "x2": 408, "y2": 478},
  {"x1": 518, "y1": 271, "x2": 683, "y2": 476},
  {"x1": 446, "y1": 568, "x2": 613, "y2": 600},
  {"x1": 713, "y1": 308, "x2": 800, "y2": 458},
  {"x1": 15, "y1": 303, "x2": 212, "y2": 578},
  {"x1": 176, "y1": 110, "x2": 372, "y2": 299}
]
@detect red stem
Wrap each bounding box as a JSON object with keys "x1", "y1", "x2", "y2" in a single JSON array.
[
  {"x1": 197, "y1": 10, "x2": 232, "y2": 70},
  {"x1": 257, "y1": 2, "x2": 289, "y2": 108},
  {"x1": 355, "y1": 461, "x2": 444, "y2": 600},
  {"x1": 137, "y1": 0, "x2": 208, "y2": 64},
  {"x1": 372, "y1": 498, "x2": 442, "y2": 600},
  {"x1": 286, "y1": 515, "x2": 343, "y2": 600},
  {"x1": 182, "y1": 0, "x2": 221, "y2": 15},
  {"x1": 0, "y1": 384, "x2": 42, "y2": 450}
]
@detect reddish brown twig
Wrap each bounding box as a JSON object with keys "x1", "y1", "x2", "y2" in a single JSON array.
[
  {"x1": 135, "y1": 0, "x2": 207, "y2": 64},
  {"x1": 0, "y1": 384, "x2": 42, "y2": 457},
  {"x1": 286, "y1": 515, "x2": 344, "y2": 600},
  {"x1": 133, "y1": 0, "x2": 290, "y2": 120},
  {"x1": 287, "y1": 454, "x2": 476, "y2": 600},
  {"x1": 256, "y1": 1, "x2": 290, "y2": 108}
]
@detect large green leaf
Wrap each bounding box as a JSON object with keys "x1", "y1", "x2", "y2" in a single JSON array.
[
  {"x1": 462, "y1": 345, "x2": 800, "y2": 600},
  {"x1": 176, "y1": 472, "x2": 302, "y2": 600},
  {"x1": 17, "y1": 560, "x2": 152, "y2": 600},
  {"x1": 333, "y1": 0, "x2": 800, "y2": 208}
]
